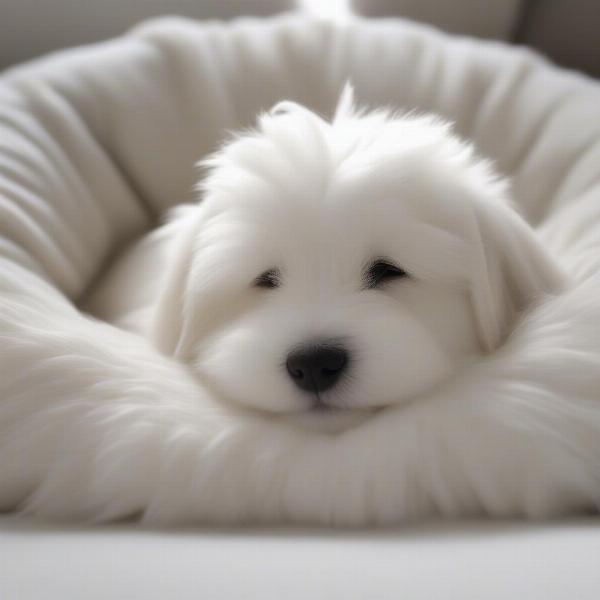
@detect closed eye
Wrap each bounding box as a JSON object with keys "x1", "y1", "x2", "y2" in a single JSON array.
[
  {"x1": 365, "y1": 259, "x2": 409, "y2": 289},
  {"x1": 254, "y1": 268, "x2": 281, "y2": 289}
]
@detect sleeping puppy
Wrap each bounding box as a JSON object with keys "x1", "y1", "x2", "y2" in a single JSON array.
[{"x1": 88, "y1": 86, "x2": 564, "y2": 434}]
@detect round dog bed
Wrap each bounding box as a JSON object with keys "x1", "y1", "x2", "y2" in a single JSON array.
[{"x1": 1, "y1": 15, "x2": 599, "y2": 524}]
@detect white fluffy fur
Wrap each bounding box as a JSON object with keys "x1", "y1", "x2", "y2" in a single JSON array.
[{"x1": 1, "y1": 89, "x2": 600, "y2": 525}]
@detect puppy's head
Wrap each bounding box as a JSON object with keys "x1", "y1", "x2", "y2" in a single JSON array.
[{"x1": 153, "y1": 87, "x2": 564, "y2": 428}]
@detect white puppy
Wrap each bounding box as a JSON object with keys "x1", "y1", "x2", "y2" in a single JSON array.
[{"x1": 90, "y1": 86, "x2": 563, "y2": 434}]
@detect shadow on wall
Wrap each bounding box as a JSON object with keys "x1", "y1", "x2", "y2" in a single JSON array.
[{"x1": 515, "y1": 0, "x2": 600, "y2": 79}]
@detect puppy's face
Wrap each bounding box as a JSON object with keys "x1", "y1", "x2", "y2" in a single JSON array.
[{"x1": 154, "y1": 93, "x2": 563, "y2": 428}]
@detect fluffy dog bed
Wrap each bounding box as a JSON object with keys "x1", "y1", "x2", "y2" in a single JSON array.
[{"x1": 1, "y1": 15, "x2": 599, "y2": 524}]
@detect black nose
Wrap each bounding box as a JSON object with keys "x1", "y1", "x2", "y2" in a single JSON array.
[{"x1": 285, "y1": 343, "x2": 349, "y2": 393}]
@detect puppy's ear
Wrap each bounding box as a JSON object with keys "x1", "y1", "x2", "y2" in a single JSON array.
[
  {"x1": 151, "y1": 210, "x2": 200, "y2": 356},
  {"x1": 471, "y1": 200, "x2": 565, "y2": 351}
]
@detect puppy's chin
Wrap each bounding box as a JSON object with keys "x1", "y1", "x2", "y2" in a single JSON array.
[{"x1": 277, "y1": 406, "x2": 377, "y2": 434}]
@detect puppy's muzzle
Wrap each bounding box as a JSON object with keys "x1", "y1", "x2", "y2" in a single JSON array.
[{"x1": 285, "y1": 342, "x2": 349, "y2": 394}]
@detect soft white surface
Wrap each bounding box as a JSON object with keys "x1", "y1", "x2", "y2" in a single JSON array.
[{"x1": 2, "y1": 516, "x2": 600, "y2": 599}]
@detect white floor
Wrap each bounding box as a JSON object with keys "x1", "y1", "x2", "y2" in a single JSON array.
[{"x1": 2, "y1": 516, "x2": 600, "y2": 599}]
